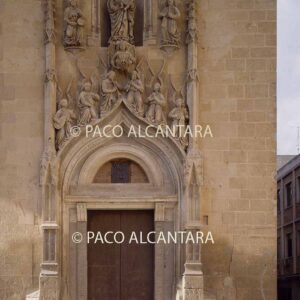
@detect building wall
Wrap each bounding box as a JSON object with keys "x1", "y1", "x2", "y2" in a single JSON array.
[
  {"x1": 0, "y1": 0, "x2": 277, "y2": 299},
  {"x1": 199, "y1": 0, "x2": 277, "y2": 299},
  {"x1": 0, "y1": 0, "x2": 44, "y2": 298},
  {"x1": 277, "y1": 155, "x2": 300, "y2": 300}
]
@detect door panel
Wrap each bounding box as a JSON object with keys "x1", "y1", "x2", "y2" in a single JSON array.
[
  {"x1": 87, "y1": 210, "x2": 154, "y2": 300},
  {"x1": 88, "y1": 211, "x2": 121, "y2": 300},
  {"x1": 121, "y1": 211, "x2": 154, "y2": 300}
]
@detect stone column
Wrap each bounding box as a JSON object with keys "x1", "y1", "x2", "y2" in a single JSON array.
[
  {"x1": 155, "y1": 203, "x2": 165, "y2": 299},
  {"x1": 186, "y1": 0, "x2": 199, "y2": 151},
  {"x1": 155, "y1": 203, "x2": 175, "y2": 300},
  {"x1": 39, "y1": 1, "x2": 59, "y2": 299},
  {"x1": 143, "y1": 0, "x2": 158, "y2": 45},
  {"x1": 183, "y1": 1, "x2": 204, "y2": 299},
  {"x1": 76, "y1": 203, "x2": 88, "y2": 300},
  {"x1": 88, "y1": 0, "x2": 101, "y2": 46}
]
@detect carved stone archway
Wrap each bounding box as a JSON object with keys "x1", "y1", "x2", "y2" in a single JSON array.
[
  {"x1": 60, "y1": 105, "x2": 185, "y2": 299},
  {"x1": 35, "y1": 0, "x2": 205, "y2": 299}
]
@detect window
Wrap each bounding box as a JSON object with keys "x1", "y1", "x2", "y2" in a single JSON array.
[
  {"x1": 297, "y1": 177, "x2": 300, "y2": 203},
  {"x1": 277, "y1": 189, "x2": 281, "y2": 211},
  {"x1": 278, "y1": 288, "x2": 292, "y2": 300},
  {"x1": 297, "y1": 230, "x2": 300, "y2": 256},
  {"x1": 277, "y1": 237, "x2": 281, "y2": 259},
  {"x1": 286, "y1": 233, "x2": 293, "y2": 258},
  {"x1": 285, "y1": 182, "x2": 292, "y2": 208},
  {"x1": 111, "y1": 161, "x2": 130, "y2": 183},
  {"x1": 94, "y1": 159, "x2": 149, "y2": 183}
]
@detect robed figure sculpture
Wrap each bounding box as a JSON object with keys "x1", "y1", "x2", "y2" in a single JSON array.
[{"x1": 107, "y1": 0, "x2": 136, "y2": 44}]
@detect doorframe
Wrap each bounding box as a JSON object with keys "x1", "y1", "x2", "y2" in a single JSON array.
[{"x1": 64, "y1": 197, "x2": 178, "y2": 300}]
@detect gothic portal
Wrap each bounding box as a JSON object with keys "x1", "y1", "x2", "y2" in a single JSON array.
[{"x1": 37, "y1": 0, "x2": 205, "y2": 299}]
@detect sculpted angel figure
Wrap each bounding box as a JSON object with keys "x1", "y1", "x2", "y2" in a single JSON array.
[
  {"x1": 78, "y1": 82, "x2": 100, "y2": 125},
  {"x1": 64, "y1": 0, "x2": 85, "y2": 48},
  {"x1": 126, "y1": 71, "x2": 144, "y2": 116},
  {"x1": 53, "y1": 99, "x2": 76, "y2": 150},
  {"x1": 101, "y1": 71, "x2": 120, "y2": 115},
  {"x1": 145, "y1": 82, "x2": 167, "y2": 124},
  {"x1": 160, "y1": 0, "x2": 181, "y2": 46},
  {"x1": 107, "y1": 0, "x2": 136, "y2": 44},
  {"x1": 168, "y1": 97, "x2": 189, "y2": 140}
]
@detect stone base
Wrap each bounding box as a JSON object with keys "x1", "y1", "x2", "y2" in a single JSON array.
[
  {"x1": 26, "y1": 290, "x2": 40, "y2": 300},
  {"x1": 183, "y1": 262, "x2": 204, "y2": 300},
  {"x1": 39, "y1": 272, "x2": 59, "y2": 300}
]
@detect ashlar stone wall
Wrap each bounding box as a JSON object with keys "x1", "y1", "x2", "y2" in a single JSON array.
[
  {"x1": 199, "y1": 0, "x2": 277, "y2": 299},
  {"x1": 0, "y1": 0, "x2": 44, "y2": 299}
]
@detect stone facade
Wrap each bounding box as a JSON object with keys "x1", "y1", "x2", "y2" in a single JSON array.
[{"x1": 0, "y1": 0, "x2": 276, "y2": 299}]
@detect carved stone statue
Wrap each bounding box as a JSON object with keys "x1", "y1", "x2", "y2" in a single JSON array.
[
  {"x1": 168, "y1": 97, "x2": 189, "y2": 146},
  {"x1": 64, "y1": 0, "x2": 85, "y2": 48},
  {"x1": 126, "y1": 71, "x2": 144, "y2": 116},
  {"x1": 101, "y1": 71, "x2": 120, "y2": 115},
  {"x1": 160, "y1": 0, "x2": 181, "y2": 47},
  {"x1": 111, "y1": 40, "x2": 136, "y2": 72},
  {"x1": 107, "y1": 0, "x2": 136, "y2": 44},
  {"x1": 53, "y1": 99, "x2": 76, "y2": 149},
  {"x1": 78, "y1": 82, "x2": 100, "y2": 125},
  {"x1": 145, "y1": 82, "x2": 167, "y2": 124}
]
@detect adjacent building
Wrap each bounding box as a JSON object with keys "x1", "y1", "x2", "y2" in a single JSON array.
[{"x1": 277, "y1": 155, "x2": 300, "y2": 300}]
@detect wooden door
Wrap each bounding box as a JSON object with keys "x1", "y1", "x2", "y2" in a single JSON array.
[{"x1": 88, "y1": 210, "x2": 154, "y2": 300}]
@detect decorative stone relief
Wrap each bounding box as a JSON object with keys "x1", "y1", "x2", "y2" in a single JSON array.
[
  {"x1": 36, "y1": 0, "x2": 209, "y2": 298},
  {"x1": 187, "y1": 69, "x2": 199, "y2": 83},
  {"x1": 126, "y1": 70, "x2": 145, "y2": 117},
  {"x1": 44, "y1": 0, "x2": 56, "y2": 44},
  {"x1": 64, "y1": 0, "x2": 85, "y2": 49},
  {"x1": 169, "y1": 97, "x2": 189, "y2": 146},
  {"x1": 78, "y1": 79, "x2": 100, "y2": 125},
  {"x1": 107, "y1": 0, "x2": 136, "y2": 44},
  {"x1": 110, "y1": 40, "x2": 136, "y2": 72},
  {"x1": 186, "y1": 0, "x2": 198, "y2": 44},
  {"x1": 160, "y1": 0, "x2": 181, "y2": 51},
  {"x1": 45, "y1": 69, "x2": 57, "y2": 83},
  {"x1": 168, "y1": 78, "x2": 189, "y2": 148},
  {"x1": 145, "y1": 82, "x2": 167, "y2": 125},
  {"x1": 101, "y1": 70, "x2": 121, "y2": 116},
  {"x1": 53, "y1": 98, "x2": 76, "y2": 150},
  {"x1": 40, "y1": 143, "x2": 56, "y2": 186}
]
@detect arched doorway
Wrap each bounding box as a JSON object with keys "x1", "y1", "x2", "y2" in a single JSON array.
[{"x1": 57, "y1": 107, "x2": 186, "y2": 299}]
